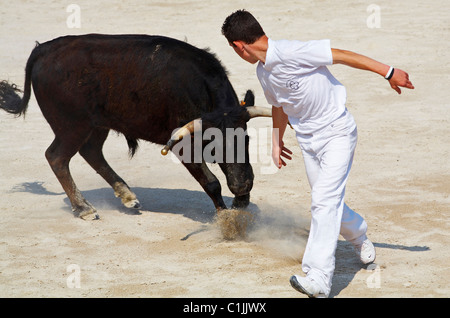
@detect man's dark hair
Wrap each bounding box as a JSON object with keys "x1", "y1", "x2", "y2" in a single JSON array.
[{"x1": 221, "y1": 10, "x2": 265, "y2": 45}]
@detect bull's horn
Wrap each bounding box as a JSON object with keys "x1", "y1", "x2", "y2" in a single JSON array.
[
  {"x1": 161, "y1": 119, "x2": 202, "y2": 156},
  {"x1": 246, "y1": 106, "x2": 272, "y2": 118}
]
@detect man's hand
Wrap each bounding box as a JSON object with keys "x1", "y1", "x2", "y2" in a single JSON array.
[
  {"x1": 388, "y1": 68, "x2": 415, "y2": 94},
  {"x1": 272, "y1": 106, "x2": 292, "y2": 169},
  {"x1": 272, "y1": 140, "x2": 292, "y2": 169}
]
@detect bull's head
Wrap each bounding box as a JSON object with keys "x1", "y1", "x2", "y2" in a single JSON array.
[{"x1": 161, "y1": 90, "x2": 271, "y2": 208}]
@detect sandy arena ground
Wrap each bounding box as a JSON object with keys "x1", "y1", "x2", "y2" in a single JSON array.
[{"x1": 0, "y1": 0, "x2": 449, "y2": 298}]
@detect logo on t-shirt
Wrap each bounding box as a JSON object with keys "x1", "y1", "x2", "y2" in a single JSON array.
[{"x1": 286, "y1": 79, "x2": 300, "y2": 90}]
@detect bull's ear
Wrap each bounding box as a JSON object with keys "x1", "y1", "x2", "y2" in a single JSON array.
[{"x1": 240, "y1": 90, "x2": 255, "y2": 107}]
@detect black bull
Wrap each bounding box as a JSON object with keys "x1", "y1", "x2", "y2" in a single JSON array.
[{"x1": 0, "y1": 34, "x2": 272, "y2": 219}]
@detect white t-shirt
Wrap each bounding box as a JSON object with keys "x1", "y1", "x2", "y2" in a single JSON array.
[{"x1": 257, "y1": 38, "x2": 354, "y2": 135}]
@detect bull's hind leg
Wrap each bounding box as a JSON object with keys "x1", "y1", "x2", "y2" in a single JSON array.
[
  {"x1": 78, "y1": 128, "x2": 140, "y2": 209},
  {"x1": 45, "y1": 135, "x2": 98, "y2": 219}
]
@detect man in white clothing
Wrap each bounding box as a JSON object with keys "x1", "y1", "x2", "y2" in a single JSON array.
[{"x1": 222, "y1": 10, "x2": 414, "y2": 298}]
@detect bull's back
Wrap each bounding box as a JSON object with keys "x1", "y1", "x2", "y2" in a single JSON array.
[{"x1": 30, "y1": 34, "x2": 219, "y2": 144}]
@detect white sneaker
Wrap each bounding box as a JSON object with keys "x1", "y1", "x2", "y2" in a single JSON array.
[
  {"x1": 353, "y1": 238, "x2": 376, "y2": 264},
  {"x1": 289, "y1": 275, "x2": 328, "y2": 298}
]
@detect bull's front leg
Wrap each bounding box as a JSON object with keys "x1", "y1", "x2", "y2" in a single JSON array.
[{"x1": 182, "y1": 161, "x2": 227, "y2": 211}]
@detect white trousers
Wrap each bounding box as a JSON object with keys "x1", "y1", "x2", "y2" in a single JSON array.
[{"x1": 296, "y1": 111, "x2": 367, "y2": 295}]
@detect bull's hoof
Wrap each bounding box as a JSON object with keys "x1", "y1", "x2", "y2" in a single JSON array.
[
  {"x1": 231, "y1": 194, "x2": 250, "y2": 209},
  {"x1": 78, "y1": 209, "x2": 100, "y2": 221},
  {"x1": 122, "y1": 198, "x2": 141, "y2": 209},
  {"x1": 113, "y1": 184, "x2": 140, "y2": 209},
  {"x1": 76, "y1": 206, "x2": 99, "y2": 220}
]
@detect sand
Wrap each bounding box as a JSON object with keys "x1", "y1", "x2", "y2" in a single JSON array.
[{"x1": 0, "y1": 0, "x2": 448, "y2": 298}]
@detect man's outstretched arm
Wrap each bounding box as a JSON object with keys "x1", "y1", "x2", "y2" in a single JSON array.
[{"x1": 331, "y1": 48, "x2": 415, "y2": 94}]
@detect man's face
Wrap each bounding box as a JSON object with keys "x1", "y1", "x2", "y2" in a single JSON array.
[{"x1": 230, "y1": 41, "x2": 259, "y2": 64}]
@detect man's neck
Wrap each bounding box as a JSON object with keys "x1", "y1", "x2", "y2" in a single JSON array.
[{"x1": 246, "y1": 35, "x2": 269, "y2": 64}]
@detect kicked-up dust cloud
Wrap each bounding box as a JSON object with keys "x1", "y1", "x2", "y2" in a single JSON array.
[{"x1": 215, "y1": 203, "x2": 310, "y2": 263}]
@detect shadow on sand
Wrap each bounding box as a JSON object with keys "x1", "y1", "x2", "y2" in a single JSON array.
[{"x1": 10, "y1": 181, "x2": 431, "y2": 297}]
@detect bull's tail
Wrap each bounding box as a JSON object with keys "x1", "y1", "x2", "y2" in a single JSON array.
[
  {"x1": 0, "y1": 80, "x2": 29, "y2": 117},
  {"x1": 0, "y1": 44, "x2": 40, "y2": 117}
]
